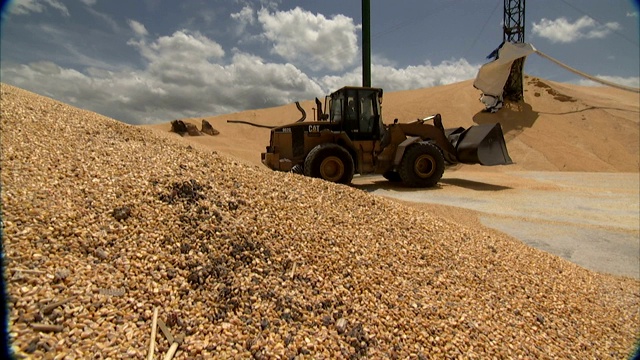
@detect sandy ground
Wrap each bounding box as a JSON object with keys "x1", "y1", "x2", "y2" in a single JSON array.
[{"x1": 351, "y1": 170, "x2": 640, "y2": 279}]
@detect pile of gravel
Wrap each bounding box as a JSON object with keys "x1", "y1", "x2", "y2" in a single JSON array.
[{"x1": 2, "y1": 83, "x2": 638, "y2": 359}]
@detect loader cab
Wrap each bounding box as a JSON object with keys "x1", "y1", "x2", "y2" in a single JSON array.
[{"x1": 328, "y1": 86, "x2": 384, "y2": 141}]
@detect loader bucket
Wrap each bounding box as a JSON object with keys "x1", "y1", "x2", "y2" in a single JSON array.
[{"x1": 454, "y1": 123, "x2": 513, "y2": 166}]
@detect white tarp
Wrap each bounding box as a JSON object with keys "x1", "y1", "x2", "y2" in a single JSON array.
[{"x1": 473, "y1": 42, "x2": 537, "y2": 97}]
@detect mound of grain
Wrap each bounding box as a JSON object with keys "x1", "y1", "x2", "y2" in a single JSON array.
[{"x1": 2, "y1": 83, "x2": 638, "y2": 359}]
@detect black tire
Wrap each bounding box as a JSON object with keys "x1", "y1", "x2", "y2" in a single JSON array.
[
  {"x1": 398, "y1": 142, "x2": 445, "y2": 187},
  {"x1": 303, "y1": 144, "x2": 354, "y2": 184},
  {"x1": 291, "y1": 164, "x2": 304, "y2": 174},
  {"x1": 382, "y1": 171, "x2": 402, "y2": 182}
]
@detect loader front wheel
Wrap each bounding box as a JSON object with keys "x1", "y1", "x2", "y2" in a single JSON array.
[
  {"x1": 398, "y1": 142, "x2": 445, "y2": 187},
  {"x1": 304, "y1": 144, "x2": 354, "y2": 184}
]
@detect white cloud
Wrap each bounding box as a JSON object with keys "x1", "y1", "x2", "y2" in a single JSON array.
[
  {"x1": 576, "y1": 75, "x2": 640, "y2": 89},
  {"x1": 9, "y1": 0, "x2": 42, "y2": 14},
  {"x1": 44, "y1": 0, "x2": 69, "y2": 16},
  {"x1": 2, "y1": 30, "x2": 482, "y2": 125},
  {"x1": 1, "y1": 30, "x2": 324, "y2": 124},
  {"x1": 129, "y1": 29, "x2": 225, "y2": 65},
  {"x1": 86, "y1": 7, "x2": 121, "y2": 33},
  {"x1": 231, "y1": 5, "x2": 255, "y2": 26},
  {"x1": 318, "y1": 59, "x2": 479, "y2": 93},
  {"x1": 0, "y1": 20, "x2": 483, "y2": 126},
  {"x1": 35, "y1": 23, "x2": 122, "y2": 70},
  {"x1": 28, "y1": 60, "x2": 62, "y2": 75},
  {"x1": 257, "y1": 7, "x2": 359, "y2": 72},
  {"x1": 10, "y1": 0, "x2": 70, "y2": 16},
  {"x1": 532, "y1": 16, "x2": 621, "y2": 43},
  {"x1": 1, "y1": 53, "x2": 479, "y2": 125},
  {"x1": 128, "y1": 19, "x2": 149, "y2": 37},
  {"x1": 79, "y1": 0, "x2": 97, "y2": 5},
  {"x1": 230, "y1": 5, "x2": 257, "y2": 38},
  {"x1": 626, "y1": 12, "x2": 638, "y2": 18}
]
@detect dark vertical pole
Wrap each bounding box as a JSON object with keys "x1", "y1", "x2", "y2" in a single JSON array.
[
  {"x1": 503, "y1": 0, "x2": 525, "y2": 101},
  {"x1": 362, "y1": 0, "x2": 371, "y2": 87}
]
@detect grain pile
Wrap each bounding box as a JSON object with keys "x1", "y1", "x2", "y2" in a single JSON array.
[{"x1": 2, "y1": 83, "x2": 639, "y2": 359}]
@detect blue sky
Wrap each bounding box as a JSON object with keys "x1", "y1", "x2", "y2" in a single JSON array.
[{"x1": 1, "y1": 0, "x2": 638, "y2": 124}]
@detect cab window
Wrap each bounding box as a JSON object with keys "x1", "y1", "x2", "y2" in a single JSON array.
[
  {"x1": 330, "y1": 97, "x2": 342, "y2": 123},
  {"x1": 359, "y1": 93, "x2": 376, "y2": 133}
]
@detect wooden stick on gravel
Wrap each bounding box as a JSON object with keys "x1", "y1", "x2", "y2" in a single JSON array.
[
  {"x1": 31, "y1": 323, "x2": 64, "y2": 333},
  {"x1": 157, "y1": 319, "x2": 174, "y2": 344},
  {"x1": 9, "y1": 268, "x2": 46, "y2": 274},
  {"x1": 147, "y1": 307, "x2": 159, "y2": 360},
  {"x1": 290, "y1": 262, "x2": 297, "y2": 279},
  {"x1": 163, "y1": 334, "x2": 184, "y2": 360},
  {"x1": 42, "y1": 296, "x2": 76, "y2": 315},
  {"x1": 156, "y1": 318, "x2": 179, "y2": 360}
]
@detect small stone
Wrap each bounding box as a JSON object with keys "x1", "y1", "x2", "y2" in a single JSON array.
[
  {"x1": 335, "y1": 318, "x2": 348, "y2": 335},
  {"x1": 25, "y1": 338, "x2": 38, "y2": 354},
  {"x1": 112, "y1": 206, "x2": 131, "y2": 221},
  {"x1": 54, "y1": 269, "x2": 70, "y2": 282},
  {"x1": 95, "y1": 248, "x2": 108, "y2": 260}
]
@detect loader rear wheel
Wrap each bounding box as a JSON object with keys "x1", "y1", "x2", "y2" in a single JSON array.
[
  {"x1": 304, "y1": 144, "x2": 354, "y2": 184},
  {"x1": 398, "y1": 142, "x2": 445, "y2": 187}
]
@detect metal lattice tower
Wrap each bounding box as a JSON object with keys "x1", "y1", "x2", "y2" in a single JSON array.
[
  {"x1": 503, "y1": 0, "x2": 525, "y2": 43},
  {"x1": 503, "y1": 0, "x2": 526, "y2": 101}
]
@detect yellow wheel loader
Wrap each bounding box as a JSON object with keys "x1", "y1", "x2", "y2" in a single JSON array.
[{"x1": 261, "y1": 86, "x2": 512, "y2": 187}]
